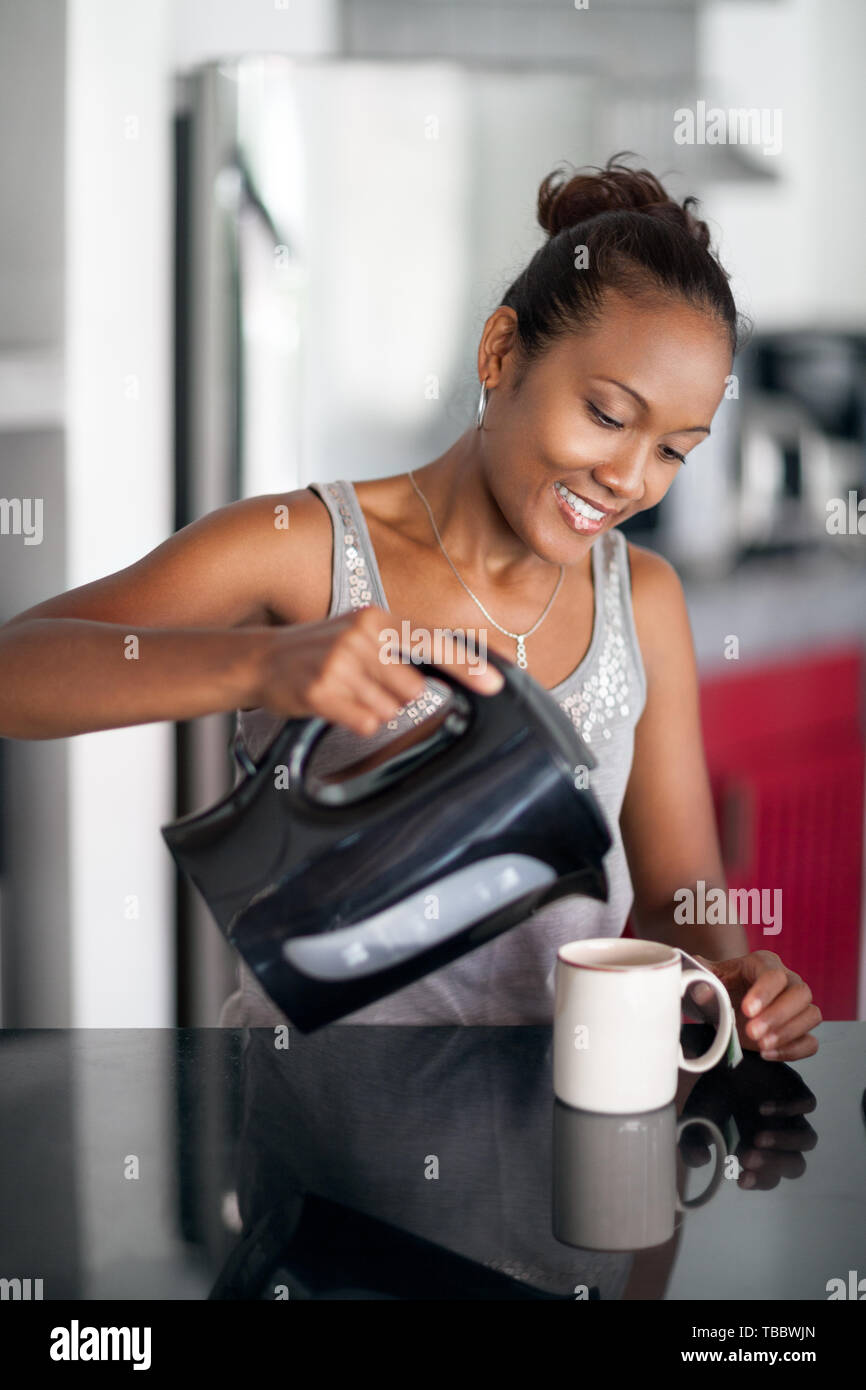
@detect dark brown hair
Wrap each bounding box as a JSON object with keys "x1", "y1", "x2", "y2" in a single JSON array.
[{"x1": 499, "y1": 152, "x2": 749, "y2": 391}]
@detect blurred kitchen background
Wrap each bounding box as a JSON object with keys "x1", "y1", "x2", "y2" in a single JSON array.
[{"x1": 0, "y1": 0, "x2": 864, "y2": 1031}]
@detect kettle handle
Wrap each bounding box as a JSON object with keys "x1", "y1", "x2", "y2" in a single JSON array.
[{"x1": 236, "y1": 643, "x2": 515, "y2": 786}]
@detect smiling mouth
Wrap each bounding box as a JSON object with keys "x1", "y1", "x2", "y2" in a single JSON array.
[{"x1": 553, "y1": 480, "x2": 612, "y2": 522}]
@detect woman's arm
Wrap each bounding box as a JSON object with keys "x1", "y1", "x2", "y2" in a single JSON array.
[
  {"x1": 619, "y1": 542, "x2": 747, "y2": 960},
  {"x1": 0, "y1": 492, "x2": 308, "y2": 739},
  {"x1": 0, "y1": 487, "x2": 486, "y2": 740},
  {"x1": 620, "y1": 542, "x2": 821, "y2": 1061}
]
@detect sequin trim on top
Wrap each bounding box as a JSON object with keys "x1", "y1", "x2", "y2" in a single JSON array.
[
  {"x1": 330, "y1": 484, "x2": 374, "y2": 608},
  {"x1": 322, "y1": 480, "x2": 452, "y2": 730},
  {"x1": 557, "y1": 533, "x2": 633, "y2": 746},
  {"x1": 320, "y1": 479, "x2": 645, "y2": 744}
]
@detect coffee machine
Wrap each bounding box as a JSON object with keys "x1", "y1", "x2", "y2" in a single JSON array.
[{"x1": 654, "y1": 330, "x2": 866, "y2": 574}]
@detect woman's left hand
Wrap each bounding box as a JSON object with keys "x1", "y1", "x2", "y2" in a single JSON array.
[{"x1": 691, "y1": 950, "x2": 822, "y2": 1061}]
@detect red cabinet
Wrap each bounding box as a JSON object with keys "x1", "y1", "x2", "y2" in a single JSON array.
[{"x1": 696, "y1": 644, "x2": 865, "y2": 1020}]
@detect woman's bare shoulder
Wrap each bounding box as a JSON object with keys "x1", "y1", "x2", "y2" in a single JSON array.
[
  {"x1": 229, "y1": 486, "x2": 335, "y2": 624},
  {"x1": 621, "y1": 537, "x2": 695, "y2": 677},
  {"x1": 193, "y1": 485, "x2": 339, "y2": 625},
  {"x1": 623, "y1": 536, "x2": 683, "y2": 593},
  {"x1": 1, "y1": 486, "x2": 336, "y2": 633}
]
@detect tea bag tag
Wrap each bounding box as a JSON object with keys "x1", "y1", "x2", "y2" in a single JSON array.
[{"x1": 678, "y1": 947, "x2": 743, "y2": 1069}]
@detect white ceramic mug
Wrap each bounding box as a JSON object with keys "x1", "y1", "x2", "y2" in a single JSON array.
[
  {"x1": 553, "y1": 938, "x2": 734, "y2": 1114},
  {"x1": 552, "y1": 1101, "x2": 728, "y2": 1250}
]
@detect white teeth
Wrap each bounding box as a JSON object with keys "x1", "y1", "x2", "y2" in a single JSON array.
[{"x1": 554, "y1": 481, "x2": 605, "y2": 521}]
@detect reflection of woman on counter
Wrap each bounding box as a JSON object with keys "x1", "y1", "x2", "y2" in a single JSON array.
[
  {"x1": 227, "y1": 1024, "x2": 636, "y2": 1299},
  {"x1": 0, "y1": 154, "x2": 821, "y2": 1058}
]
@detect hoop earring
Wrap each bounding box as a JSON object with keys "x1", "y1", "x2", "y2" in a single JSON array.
[{"x1": 476, "y1": 379, "x2": 489, "y2": 430}]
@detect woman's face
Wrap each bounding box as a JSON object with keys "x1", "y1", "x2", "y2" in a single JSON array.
[{"x1": 479, "y1": 289, "x2": 734, "y2": 563}]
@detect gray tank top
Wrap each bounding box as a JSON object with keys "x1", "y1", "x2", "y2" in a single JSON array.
[{"x1": 220, "y1": 478, "x2": 648, "y2": 1026}]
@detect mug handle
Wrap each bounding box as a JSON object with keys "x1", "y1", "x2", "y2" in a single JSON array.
[
  {"x1": 678, "y1": 968, "x2": 733, "y2": 1074},
  {"x1": 675, "y1": 1117, "x2": 728, "y2": 1211}
]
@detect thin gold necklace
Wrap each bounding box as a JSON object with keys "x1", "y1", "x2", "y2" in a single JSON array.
[{"x1": 407, "y1": 471, "x2": 565, "y2": 671}]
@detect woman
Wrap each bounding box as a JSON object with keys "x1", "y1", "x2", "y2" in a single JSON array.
[{"x1": 0, "y1": 156, "x2": 821, "y2": 1059}]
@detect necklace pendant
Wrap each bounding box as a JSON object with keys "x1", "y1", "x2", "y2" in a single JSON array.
[{"x1": 516, "y1": 636, "x2": 528, "y2": 670}]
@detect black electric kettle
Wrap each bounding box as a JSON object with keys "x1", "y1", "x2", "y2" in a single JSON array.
[{"x1": 161, "y1": 648, "x2": 612, "y2": 1030}]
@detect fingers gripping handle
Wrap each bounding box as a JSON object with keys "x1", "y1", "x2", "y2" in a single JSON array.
[
  {"x1": 678, "y1": 968, "x2": 734, "y2": 1074},
  {"x1": 233, "y1": 644, "x2": 511, "y2": 781}
]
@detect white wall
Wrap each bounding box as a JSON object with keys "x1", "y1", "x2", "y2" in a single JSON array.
[
  {"x1": 698, "y1": 0, "x2": 866, "y2": 330},
  {"x1": 66, "y1": 0, "x2": 175, "y2": 1024},
  {"x1": 173, "y1": 0, "x2": 338, "y2": 69}
]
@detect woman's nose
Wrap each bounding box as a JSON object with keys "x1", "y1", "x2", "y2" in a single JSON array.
[{"x1": 591, "y1": 444, "x2": 650, "y2": 504}]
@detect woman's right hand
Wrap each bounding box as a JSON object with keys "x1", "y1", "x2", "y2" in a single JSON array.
[{"x1": 249, "y1": 605, "x2": 504, "y2": 737}]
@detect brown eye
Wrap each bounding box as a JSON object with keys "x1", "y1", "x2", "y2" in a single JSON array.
[{"x1": 587, "y1": 401, "x2": 623, "y2": 429}]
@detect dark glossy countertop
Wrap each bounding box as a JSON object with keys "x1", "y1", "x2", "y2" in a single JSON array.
[{"x1": 1, "y1": 1023, "x2": 864, "y2": 1301}]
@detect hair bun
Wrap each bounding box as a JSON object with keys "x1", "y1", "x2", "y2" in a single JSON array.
[{"x1": 537, "y1": 151, "x2": 711, "y2": 251}]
